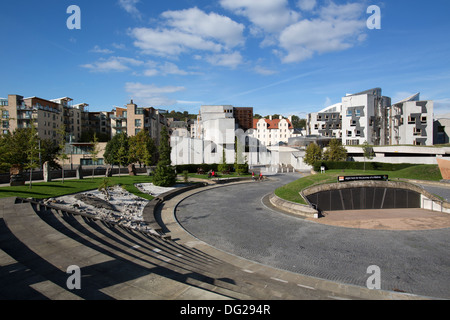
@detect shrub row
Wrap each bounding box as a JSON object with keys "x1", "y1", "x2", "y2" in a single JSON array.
[
  {"x1": 313, "y1": 161, "x2": 416, "y2": 172},
  {"x1": 175, "y1": 163, "x2": 249, "y2": 174},
  {"x1": 174, "y1": 164, "x2": 219, "y2": 173}
]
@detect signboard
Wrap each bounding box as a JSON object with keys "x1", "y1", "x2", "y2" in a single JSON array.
[{"x1": 338, "y1": 175, "x2": 388, "y2": 183}]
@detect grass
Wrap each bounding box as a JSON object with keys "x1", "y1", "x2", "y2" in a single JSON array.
[
  {"x1": 275, "y1": 165, "x2": 443, "y2": 205},
  {"x1": 0, "y1": 175, "x2": 156, "y2": 200}
]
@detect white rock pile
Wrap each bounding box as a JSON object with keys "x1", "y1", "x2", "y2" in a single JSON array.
[{"x1": 46, "y1": 183, "x2": 181, "y2": 235}]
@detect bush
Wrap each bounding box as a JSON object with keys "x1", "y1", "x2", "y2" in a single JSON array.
[
  {"x1": 313, "y1": 161, "x2": 416, "y2": 172},
  {"x1": 175, "y1": 164, "x2": 219, "y2": 173}
]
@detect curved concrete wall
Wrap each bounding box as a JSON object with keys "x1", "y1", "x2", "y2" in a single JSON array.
[{"x1": 301, "y1": 180, "x2": 450, "y2": 213}]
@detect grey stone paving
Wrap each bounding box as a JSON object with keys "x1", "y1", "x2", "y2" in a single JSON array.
[
  {"x1": 419, "y1": 184, "x2": 450, "y2": 202},
  {"x1": 175, "y1": 173, "x2": 450, "y2": 299}
]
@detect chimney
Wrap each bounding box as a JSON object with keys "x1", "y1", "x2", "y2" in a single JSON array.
[{"x1": 269, "y1": 115, "x2": 273, "y2": 120}]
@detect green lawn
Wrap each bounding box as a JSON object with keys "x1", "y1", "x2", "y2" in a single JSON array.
[
  {"x1": 0, "y1": 175, "x2": 156, "y2": 200},
  {"x1": 275, "y1": 164, "x2": 443, "y2": 205}
]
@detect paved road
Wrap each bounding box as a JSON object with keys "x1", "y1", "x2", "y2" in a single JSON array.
[
  {"x1": 419, "y1": 184, "x2": 450, "y2": 202},
  {"x1": 175, "y1": 173, "x2": 450, "y2": 299}
]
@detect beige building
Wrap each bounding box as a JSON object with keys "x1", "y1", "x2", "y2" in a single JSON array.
[
  {"x1": 110, "y1": 100, "x2": 168, "y2": 143},
  {"x1": 1, "y1": 94, "x2": 90, "y2": 144}
]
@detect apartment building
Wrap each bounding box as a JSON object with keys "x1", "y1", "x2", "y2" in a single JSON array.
[
  {"x1": 307, "y1": 88, "x2": 434, "y2": 146},
  {"x1": 85, "y1": 110, "x2": 113, "y2": 140},
  {"x1": 342, "y1": 88, "x2": 391, "y2": 146},
  {"x1": 110, "y1": 100, "x2": 168, "y2": 143},
  {"x1": 252, "y1": 115, "x2": 296, "y2": 146},
  {"x1": 51, "y1": 97, "x2": 88, "y2": 142},
  {"x1": 389, "y1": 93, "x2": 434, "y2": 146},
  {"x1": 3, "y1": 95, "x2": 64, "y2": 143},
  {"x1": 307, "y1": 103, "x2": 343, "y2": 139}
]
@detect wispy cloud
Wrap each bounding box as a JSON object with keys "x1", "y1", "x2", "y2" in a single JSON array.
[
  {"x1": 81, "y1": 56, "x2": 143, "y2": 73},
  {"x1": 90, "y1": 45, "x2": 114, "y2": 54},
  {"x1": 118, "y1": 0, "x2": 142, "y2": 20},
  {"x1": 125, "y1": 82, "x2": 186, "y2": 106}
]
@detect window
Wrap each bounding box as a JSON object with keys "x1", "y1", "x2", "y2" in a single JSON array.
[
  {"x1": 2, "y1": 110, "x2": 9, "y2": 119},
  {"x1": 356, "y1": 130, "x2": 361, "y2": 137},
  {"x1": 351, "y1": 120, "x2": 357, "y2": 126},
  {"x1": 355, "y1": 109, "x2": 361, "y2": 117},
  {"x1": 135, "y1": 119, "x2": 142, "y2": 127},
  {"x1": 346, "y1": 110, "x2": 352, "y2": 117},
  {"x1": 347, "y1": 131, "x2": 352, "y2": 137},
  {"x1": 408, "y1": 116, "x2": 416, "y2": 124},
  {"x1": 421, "y1": 116, "x2": 427, "y2": 123},
  {"x1": 413, "y1": 128, "x2": 422, "y2": 136}
]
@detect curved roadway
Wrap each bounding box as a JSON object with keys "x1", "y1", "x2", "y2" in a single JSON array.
[{"x1": 175, "y1": 173, "x2": 450, "y2": 299}]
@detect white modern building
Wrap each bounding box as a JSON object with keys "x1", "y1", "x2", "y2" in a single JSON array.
[
  {"x1": 307, "y1": 88, "x2": 434, "y2": 146},
  {"x1": 389, "y1": 93, "x2": 434, "y2": 146}
]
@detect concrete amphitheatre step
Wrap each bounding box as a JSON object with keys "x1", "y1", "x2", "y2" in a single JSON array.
[{"x1": 0, "y1": 197, "x2": 320, "y2": 300}]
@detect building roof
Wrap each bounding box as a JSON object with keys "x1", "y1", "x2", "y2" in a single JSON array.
[
  {"x1": 253, "y1": 118, "x2": 293, "y2": 130},
  {"x1": 393, "y1": 93, "x2": 420, "y2": 105}
]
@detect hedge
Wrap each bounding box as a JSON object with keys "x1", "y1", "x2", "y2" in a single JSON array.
[
  {"x1": 313, "y1": 161, "x2": 416, "y2": 172},
  {"x1": 175, "y1": 164, "x2": 219, "y2": 173}
]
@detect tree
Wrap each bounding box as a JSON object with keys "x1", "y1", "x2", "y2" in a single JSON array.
[
  {"x1": 291, "y1": 115, "x2": 306, "y2": 130},
  {"x1": 323, "y1": 139, "x2": 347, "y2": 162},
  {"x1": 234, "y1": 137, "x2": 248, "y2": 175},
  {"x1": 218, "y1": 148, "x2": 229, "y2": 173},
  {"x1": 362, "y1": 141, "x2": 375, "y2": 171},
  {"x1": 90, "y1": 133, "x2": 100, "y2": 179},
  {"x1": 116, "y1": 133, "x2": 130, "y2": 176},
  {"x1": 24, "y1": 121, "x2": 41, "y2": 189},
  {"x1": 129, "y1": 130, "x2": 156, "y2": 168},
  {"x1": 303, "y1": 143, "x2": 323, "y2": 166},
  {"x1": 104, "y1": 132, "x2": 130, "y2": 175},
  {"x1": 40, "y1": 139, "x2": 61, "y2": 170},
  {"x1": 57, "y1": 124, "x2": 69, "y2": 183},
  {"x1": 153, "y1": 126, "x2": 176, "y2": 187}
]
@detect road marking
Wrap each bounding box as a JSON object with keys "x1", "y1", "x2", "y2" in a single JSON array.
[
  {"x1": 297, "y1": 284, "x2": 316, "y2": 290},
  {"x1": 242, "y1": 269, "x2": 254, "y2": 274},
  {"x1": 271, "y1": 277, "x2": 288, "y2": 283}
]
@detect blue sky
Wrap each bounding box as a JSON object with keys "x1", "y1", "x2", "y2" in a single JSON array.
[{"x1": 1, "y1": 0, "x2": 449, "y2": 117}]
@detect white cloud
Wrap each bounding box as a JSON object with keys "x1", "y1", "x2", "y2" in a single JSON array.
[
  {"x1": 90, "y1": 45, "x2": 114, "y2": 54},
  {"x1": 125, "y1": 82, "x2": 186, "y2": 106},
  {"x1": 161, "y1": 7, "x2": 245, "y2": 48},
  {"x1": 254, "y1": 66, "x2": 277, "y2": 75},
  {"x1": 118, "y1": 0, "x2": 142, "y2": 20},
  {"x1": 142, "y1": 61, "x2": 200, "y2": 77},
  {"x1": 220, "y1": 0, "x2": 300, "y2": 33},
  {"x1": 81, "y1": 56, "x2": 144, "y2": 73},
  {"x1": 278, "y1": 2, "x2": 367, "y2": 63},
  {"x1": 130, "y1": 27, "x2": 224, "y2": 57},
  {"x1": 129, "y1": 7, "x2": 245, "y2": 69},
  {"x1": 205, "y1": 51, "x2": 243, "y2": 69},
  {"x1": 297, "y1": 0, "x2": 317, "y2": 12}
]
